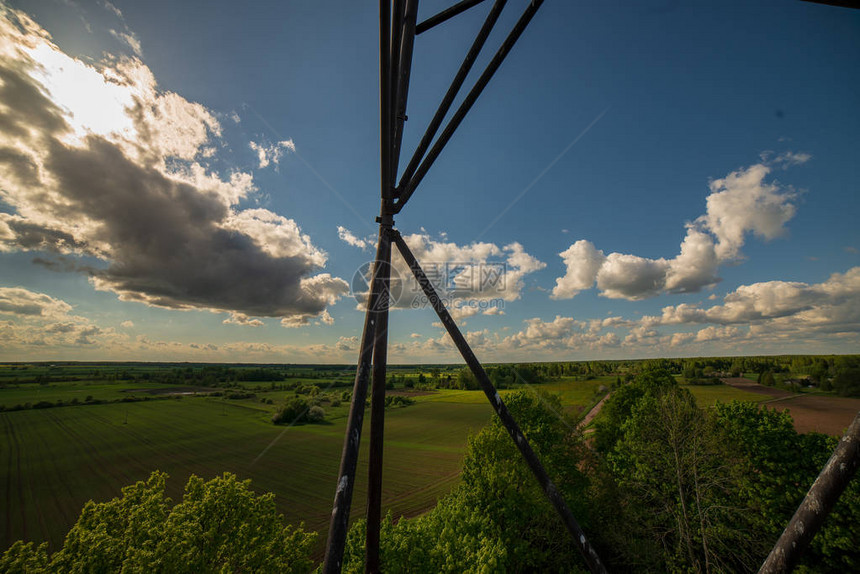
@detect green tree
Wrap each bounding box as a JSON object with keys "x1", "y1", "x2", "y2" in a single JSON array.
[
  {"x1": 0, "y1": 541, "x2": 50, "y2": 573},
  {"x1": 341, "y1": 391, "x2": 591, "y2": 573},
  {"x1": 608, "y1": 389, "x2": 764, "y2": 572},
  {"x1": 154, "y1": 473, "x2": 315, "y2": 573},
  {"x1": 272, "y1": 396, "x2": 325, "y2": 425},
  {"x1": 712, "y1": 401, "x2": 860, "y2": 572},
  {"x1": 832, "y1": 357, "x2": 860, "y2": 396},
  {"x1": 456, "y1": 392, "x2": 590, "y2": 571},
  {"x1": 4, "y1": 472, "x2": 316, "y2": 573},
  {"x1": 593, "y1": 367, "x2": 677, "y2": 453},
  {"x1": 456, "y1": 367, "x2": 479, "y2": 390},
  {"x1": 341, "y1": 503, "x2": 508, "y2": 574}
]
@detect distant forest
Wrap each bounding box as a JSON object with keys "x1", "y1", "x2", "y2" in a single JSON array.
[{"x1": 3, "y1": 354, "x2": 858, "y2": 397}]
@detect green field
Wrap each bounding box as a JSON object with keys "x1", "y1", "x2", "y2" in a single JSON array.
[
  {"x1": 1, "y1": 366, "x2": 769, "y2": 557},
  {"x1": 1, "y1": 394, "x2": 499, "y2": 554},
  {"x1": 682, "y1": 383, "x2": 768, "y2": 407},
  {"x1": 0, "y1": 381, "x2": 191, "y2": 408}
]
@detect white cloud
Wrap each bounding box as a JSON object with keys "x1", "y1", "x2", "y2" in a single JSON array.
[
  {"x1": 393, "y1": 232, "x2": 546, "y2": 307},
  {"x1": 0, "y1": 287, "x2": 125, "y2": 352},
  {"x1": 699, "y1": 163, "x2": 796, "y2": 260},
  {"x1": 596, "y1": 253, "x2": 670, "y2": 300},
  {"x1": 223, "y1": 209, "x2": 327, "y2": 264},
  {"x1": 249, "y1": 139, "x2": 295, "y2": 169},
  {"x1": 772, "y1": 151, "x2": 811, "y2": 167},
  {"x1": 551, "y1": 240, "x2": 606, "y2": 298},
  {"x1": 337, "y1": 226, "x2": 370, "y2": 251},
  {"x1": 0, "y1": 9, "x2": 345, "y2": 324},
  {"x1": 102, "y1": 1, "x2": 123, "y2": 19},
  {"x1": 335, "y1": 336, "x2": 357, "y2": 351},
  {"x1": 223, "y1": 312, "x2": 265, "y2": 327},
  {"x1": 109, "y1": 29, "x2": 142, "y2": 57},
  {"x1": 664, "y1": 227, "x2": 719, "y2": 294},
  {"x1": 695, "y1": 325, "x2": 740, "y2": 342},
  {"x1": 0, "y1": 287, "x2": 73, "y2": 317},
  {"x1": 647, "y1": 267, "x2": 860, "y2": 337},
  {"x1": 552, "y1": 158, "x2": 802, "y2": 301}
]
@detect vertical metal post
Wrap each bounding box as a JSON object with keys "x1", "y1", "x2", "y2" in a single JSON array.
[
  {"x1": 759, "y1": 410, "x2": 860, "y2": 574},
  {"x1": 363, "y1": 0, "x2": 399, "y2": 569},
  {"x1": 365, "y1": 225, "x2": 392, "y2": 573},
  {"x1": 325, "y1": 2, "x2": 556, "y2": 571},
  {"x1": 322, "y1": 224, "x2": 393, "y2": 574},
  {"x1": 391, "y1": 0, "x2": 419, "y2": 180},
  {"x1": 379, "y1": 0, "x2": 393, "y2": 204},
  {"x1": 391, "y1": 230, "x2": 608, "y2": 574}
]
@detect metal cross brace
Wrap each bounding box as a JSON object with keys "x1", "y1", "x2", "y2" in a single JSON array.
[{"x1": 321, "y1": 2, "x2": 606, "y2": 572}]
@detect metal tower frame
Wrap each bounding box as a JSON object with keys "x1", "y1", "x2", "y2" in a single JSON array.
[
  {"x1": 321, "y1": 1, "x2": 607, "y2": 572},
  {"x1": 318, "y1": 2, "x2": 860, "y2": 573}
]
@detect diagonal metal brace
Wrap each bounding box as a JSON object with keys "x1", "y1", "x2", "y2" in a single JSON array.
[
  {"x1": 391, "y1": 229, "x2": 608, "y2": 574},
  {"x1": 759, "y1": 410, "x2": 860, "y2": 574},
  {"x1": 394, "y1": 0, "x2": 545, "y2": 212}
]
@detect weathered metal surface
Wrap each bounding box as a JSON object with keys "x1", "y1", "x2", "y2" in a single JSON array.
[
  {"x1": 365, "y1": 228, "x2": 392, "y2": 574},
  {"x1": 759, "y1": 410, "x2": 860, "y2": 574},
  {"x1": 416, "y1": 0, "x2": 489, "y2": 34},
  {"x1": 322, "y1": 224, "x2": 393, "y2": 574},
  {"x1": 397, "y1": 0, "x2": 506, "y2": 197},
  {"x1": 395, "y1": 0, "x2": 545, "y2": 212},
  {"x1": 392, "y1": 230, "x2": 608, "y2": 574}
]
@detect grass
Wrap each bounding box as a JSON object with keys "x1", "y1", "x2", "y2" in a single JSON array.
[
  {"x1": 682, "y1": 383, "x2": 768, "y2": 407},
  {"x1": 0, "y1": 381, "x2": 194, "y2": 408},
  {"x1": 1, "y1": 392, "x2": 492, "y2": 555},
  {"x1": 0, "y1": 371, "x2": 770, "y2": 558},
  {"x1": 526, "y1": 376, "x2": 612, "y2": 405}
]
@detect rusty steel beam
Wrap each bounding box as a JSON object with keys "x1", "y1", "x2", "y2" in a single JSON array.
[
  {"x1": 322, "y1": 223, "x2": 394, "y2": 573},
  {"x1": 379, "y1": 0, "x2": 393, "y2": 205},
  {"x1": 396, "y1": 0, "x2": 506, "y2": 196},
  {"x1": 322, "y1": 1, "x2": 398, "y2": 569},
  {"x1": 395, "y1": 0, "x2": 544, "y2": 212},
  {"x1": 326, "y1": 2, "x2": 554, "y2": 571},
  {"x1": 391, "y1": 0, "x2": 419, "y2": 183},
  {"x1": 759, "y1": 410, "x2": 860, "y2": 574},
  {"x1": 416, "y1": 0, "x2": 489, "y2": 35},
  {"x1": 391, "y1": 229, "x2": 608, "y2": 574},
  {"x1": 364, "y1": 227, "x2": 393, "y2": 574}
]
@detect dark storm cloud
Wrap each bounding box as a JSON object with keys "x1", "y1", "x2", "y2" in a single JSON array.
[
  {"x1": 39, "y1": 135, "x2": 343, "y2": 317},
  {"x1": 0, "y1": 20, "x2": 347, "y2": 320}
]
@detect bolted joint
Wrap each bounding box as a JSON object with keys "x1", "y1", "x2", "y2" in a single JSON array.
[{"x1": 375, "y1": 213, "x2": 395, "y2": 227}]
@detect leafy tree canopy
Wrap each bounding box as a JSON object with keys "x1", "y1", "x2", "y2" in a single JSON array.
[
  {"x1": 1, "y1": 472, "x2": 315, "y2": 574},
  {"x1": 341, "y1": 390, "x2": 591, "y2": 573}
]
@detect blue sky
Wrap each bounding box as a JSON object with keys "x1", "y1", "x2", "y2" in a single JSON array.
[{"x1": 0, "y1": 0, "x2": 858, "y2": 363}]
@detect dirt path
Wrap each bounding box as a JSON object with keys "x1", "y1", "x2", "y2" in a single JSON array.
[
  {"x1": 578, "y1": 393, "x2": 610, "y2": 433},
  {"x1": 721, "y1": 378, "x2": 860, "y2": 436}
]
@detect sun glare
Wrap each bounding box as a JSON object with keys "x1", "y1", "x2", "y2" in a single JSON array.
[{"x1": 26, "y1": 42, "x2": 135, "y2": 142}]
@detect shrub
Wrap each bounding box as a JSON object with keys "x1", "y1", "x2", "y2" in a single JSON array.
[
  {"x1": 272, "y1": 397, "x2": 326, "y2": 425},
  {"x1": 307, "y1": 406, "x2": 325, "y2": 423}
]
